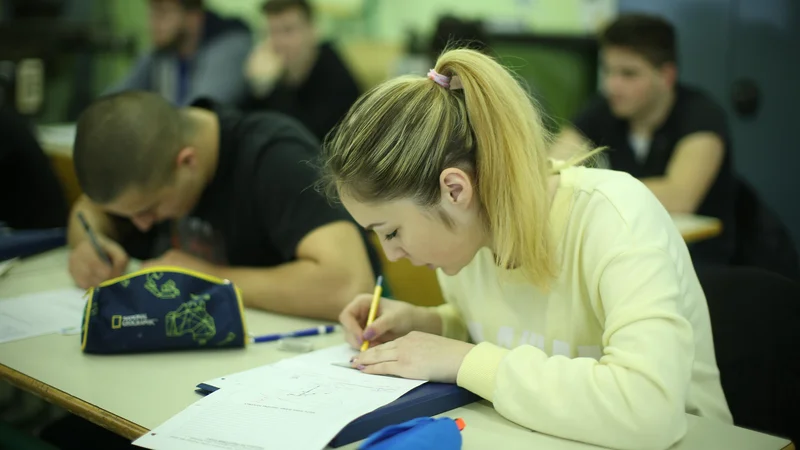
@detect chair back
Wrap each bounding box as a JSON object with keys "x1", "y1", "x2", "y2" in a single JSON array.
[{"x1": 698, "y1": 265, "x2": 800, "y2": 443}]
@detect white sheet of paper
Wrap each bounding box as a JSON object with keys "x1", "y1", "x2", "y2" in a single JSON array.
[
  {"x1": 37, "y1": 123, "x2": 77, "y2": 149},
  {"x1": 200, "y1": 344, "x2": 375, "y2": 391},
  {"x1": 0, "y1": 288, "x2": 86, "y2": 344},
  {"x1": 135, "y1": 344, "x2": 426, "y2": 450}
]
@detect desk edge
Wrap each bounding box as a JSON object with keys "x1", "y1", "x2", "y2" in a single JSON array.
[
  {"x1": 0, "y1": 363, "x2": 148, "y2": 440},
  {"x1": 0, "y1": 363, "x2": 794, "y2": 448},
  {"x1": 681, "y1": 222, "x2": 723, "y2": 244}
]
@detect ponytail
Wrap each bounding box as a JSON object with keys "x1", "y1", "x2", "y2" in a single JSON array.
[{"x1": 435, "y1": 50, "x2": 556, "y2": 284}]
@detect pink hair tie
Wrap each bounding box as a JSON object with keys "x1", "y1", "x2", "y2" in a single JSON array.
[
  {"x1": 427, "y1": 69, "x2": 463, "y2": 90},
  {"x1": 427, "y1": 69, "x2": 450, "y2": 88}
]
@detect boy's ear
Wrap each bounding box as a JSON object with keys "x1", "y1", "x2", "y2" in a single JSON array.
[
  {"x1": 175, "y1": 146, "x2": 197, "y2": 169},
  {"x1": 660, "y1": 62, "x2": 678, "y2": 88}
]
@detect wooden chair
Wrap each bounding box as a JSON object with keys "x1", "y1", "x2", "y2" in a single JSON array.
[
  {"x1": 47, "y1": 151, "x2": 81, "y2": 209},
  {"x1": 368, "y1": 235, "x2": 444, "y2": 307}
]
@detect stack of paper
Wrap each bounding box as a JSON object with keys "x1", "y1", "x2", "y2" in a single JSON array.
[
  {"x1": 0, "y1": 288, "x2": 87, "y2": 344},
  {"x1": 134, "y1": 345, "x2": 426, "y2": 450}
]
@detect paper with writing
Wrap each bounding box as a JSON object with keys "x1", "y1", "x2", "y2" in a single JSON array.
[{"x1": 134, "y1": 344, "x2": 426, "y2": 450}]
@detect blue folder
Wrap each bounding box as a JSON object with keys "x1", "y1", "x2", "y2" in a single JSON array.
[
  {"x1": 195, "y1": 381, "x2": 479, "y2": 447},
  {"x1": 0, "y1": 228, "x2": 66, "y2": 260}
]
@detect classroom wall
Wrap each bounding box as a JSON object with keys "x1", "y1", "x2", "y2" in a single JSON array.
[
  {"x1": 371, "y1": 0, "x2": 615, "y2": 41},
  {"x1": 112, "y1": 0, "x2": 612, "y2": 47},
  {"x1": 91, "y1": 0, "x2": 150, "y2": 98}
]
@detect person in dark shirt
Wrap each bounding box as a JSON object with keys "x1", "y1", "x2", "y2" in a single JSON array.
[
  {"x1": 0, "y1": 108, "x2": 67, "y2": 229},
  {"x1": 106, "y1": 0, "x2": 252, "y2": 106},
  {"x1": 550, "y1": 14, "x2": 736, "y2": 264},
  {"x1": 241, "y1": 0, "x2": 360, "y2": 142},
  {"x1": 66, "y1": 91, "x2": 377, "y2": 321}
]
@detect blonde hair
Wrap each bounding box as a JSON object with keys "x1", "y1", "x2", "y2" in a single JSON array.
[{"x1": 322, "y1": 49, "x2": 594, "y2": 287}]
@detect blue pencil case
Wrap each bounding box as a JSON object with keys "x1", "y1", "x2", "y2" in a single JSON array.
[
  {"x1": 81, "y1": 267, "x2": 247, "y2": 354},
  {"x1": 359, "y1": 417, "x2": 463, "y2": 450}
]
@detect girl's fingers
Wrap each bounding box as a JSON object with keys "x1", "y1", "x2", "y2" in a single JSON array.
[{"x1": 358, "y1": 361, "x2": 401, "y2": 377}]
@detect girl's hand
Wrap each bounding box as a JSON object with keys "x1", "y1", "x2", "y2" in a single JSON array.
[
  {"x1": 351, "y1": 331, "x2": 475, "y2": 383},
  {"x1": 339, "y1": 295, "x2": 429, "y2": 349}
]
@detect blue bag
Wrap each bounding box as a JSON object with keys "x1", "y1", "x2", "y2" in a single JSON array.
[
  {"x1": 81, "y1": 266, "x2": 247, "y2": 354},
  {"x1": 358, "y1": 417, "x2": 463, "y2": 450}
]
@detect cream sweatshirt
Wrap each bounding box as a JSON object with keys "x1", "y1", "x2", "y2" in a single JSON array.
[{"x1": 435, "y1": 166, "x2": 732, "y2": 450}]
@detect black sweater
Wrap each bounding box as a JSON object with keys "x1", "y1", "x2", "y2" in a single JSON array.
[{"x1": 241, "y1": 42, "x2": 360, "y2": 142}]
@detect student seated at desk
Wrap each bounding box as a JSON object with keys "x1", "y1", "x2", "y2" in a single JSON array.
[
  {"x1": 240, "y1": 0, "x2": 360, "y2": 142},
  {"x1": 0, "y1": 108, "x2": 68, "y2": 229},
  {"x1": 327, "y1": 49, "x2": 733, "y2": 449},
  {"x1": 67, "y1": 91, "x2": 376, "y2": 321},
  {"x1": 105, "y1": 0, "x2": 251, "y2": 106},
  {"x1": 549, "y1": 14, "x2": 736, "y2": 265}
]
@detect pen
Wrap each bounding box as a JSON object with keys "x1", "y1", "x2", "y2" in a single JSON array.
[
  {"x1": 360, "y1": 275, "x2": 383, "y2": 352},
  {"x1": 250, "y1": 325, "x2": 337, "y2": 344},
  {"x1": 77, "y1": 212, "x2": 113, "y2": 267}
]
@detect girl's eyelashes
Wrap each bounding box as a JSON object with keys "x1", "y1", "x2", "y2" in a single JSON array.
[{"x1": 384, "y1": 230, "x2": 398, "y2": 241}]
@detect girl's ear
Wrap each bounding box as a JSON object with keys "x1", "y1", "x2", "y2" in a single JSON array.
[{"x1": 439, "y1": 167, "x2": 474, "y2": 208}]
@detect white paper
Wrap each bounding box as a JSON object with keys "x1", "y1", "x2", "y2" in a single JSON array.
[
  {"x1": 0, "y1": 288, "x2": 87, "y2": 344},
  {"x1": 200, "y1": 344, "x2": 374, "y2": 391},
  {"x1": 37, "y1": 123, "x2": 77, "y2": 149},
  {"x1": 136, "y1": 345, "x2": 426, "y2": 450}
]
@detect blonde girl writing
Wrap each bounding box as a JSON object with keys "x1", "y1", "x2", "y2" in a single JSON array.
[{"x1": 322, "y1": 49, "x2": 732, "y2": 450}]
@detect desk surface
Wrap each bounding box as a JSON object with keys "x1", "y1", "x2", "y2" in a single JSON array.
[
  {"x1": 0, "y1": 249, "x2": 789, "y2": 450},
  {"x1": 671, "y1": 214, "x2": 723, "y2": 244}
]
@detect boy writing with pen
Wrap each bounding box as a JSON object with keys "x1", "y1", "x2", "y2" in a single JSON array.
[{"x1": 66, "y1": 91, "x2": 380, "y2": 322}]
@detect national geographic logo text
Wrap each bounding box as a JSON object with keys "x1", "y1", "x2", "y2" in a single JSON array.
[{"x1": 111, "y1": 314, "x2": 158, "y2": 329}]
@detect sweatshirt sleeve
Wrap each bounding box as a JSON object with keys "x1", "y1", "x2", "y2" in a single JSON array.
[{"x1": 456, "y1": 247, "x2": 694, "y2": 450}]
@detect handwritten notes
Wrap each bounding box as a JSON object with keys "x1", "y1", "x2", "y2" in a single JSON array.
[{"x1": 134, "y1": 345, "x2": 426, "y2": 450}]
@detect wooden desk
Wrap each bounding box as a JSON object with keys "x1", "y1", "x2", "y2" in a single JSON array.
[
  {"x1": 0, "y1": 249, "x2": 792, "y2": 449},
  {"x1": 672, "y1": 213, "x2": 723, "y2": 244}
]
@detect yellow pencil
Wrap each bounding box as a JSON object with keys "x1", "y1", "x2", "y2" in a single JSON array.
[{"x1": 360, "y1": 275, "x2": 383, "y2": 352}]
